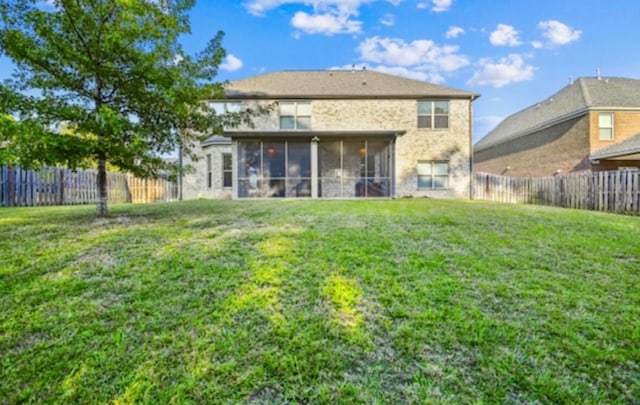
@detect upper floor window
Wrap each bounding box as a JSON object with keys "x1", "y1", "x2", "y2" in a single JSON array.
[
  {"x1": 210, "y1": 101, "x2": 242, "y2": 114},
  {"x1": 418, "y1": 100, "x2": 449, "y2": 129},
  {"x1": 280, "y1": 101, "x2": 311, "y2": 130},
  {"x1": 599, "y1": 112, "x2": 614, "y2": 140}
]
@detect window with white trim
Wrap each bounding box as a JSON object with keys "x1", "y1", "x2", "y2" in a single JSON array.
[
  {"x1": 210, "y1": 101, "x2": 242, "y2": 114},
  {"x1": 222, "y1": 153, "x2": 232, "y2": 188},
  {"x1": 599, "y1": 112, "x2": 614, "y2": 140},
  {"x1": 418, "y1": 100, "x2": 449, "y2": 129},
  {"x1": 279, "y1": 101, "x2": 311, "y2": 130},
  {"x1": 206, "y1": 154, "x2": 212, "y2": 188},
  {"x1": 417, "y1": 161, "x2": 449, "y2": 189}
]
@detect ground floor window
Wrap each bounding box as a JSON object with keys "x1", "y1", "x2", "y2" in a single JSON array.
[
  {"x1": 417, "y1": 161, "x2": 449, "y2": 189},
  {"x1": 222, "y1": 153, "x2": 232, "y2": 188},
  {"x1": 206, "y1": 154, "x2": 212, "y2": 188}
]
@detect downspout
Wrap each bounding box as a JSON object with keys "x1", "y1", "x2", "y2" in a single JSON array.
[{"x1": 468, "y1": 96, "x2": 474, "y2": 200}]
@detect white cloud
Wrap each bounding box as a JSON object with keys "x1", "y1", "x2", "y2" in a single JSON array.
[
  {"x1": 243, "y1": 0, "x2": 372, "y2": 35},
  {"x1": 416, "y1": 0, "x2": 453, "y2": 12},
  {"x1": 292, "y1": 11, "x2": 362, "y2": 34},
  {"x1": 340, "y1": 36, "x2": 468, "y2": 85},
  {"x1": 244, "y1": 0, "x2": 402, "y2": 35},
  {"x1": 379, "y1": 13, "x2": 395, "y2": 26},
  {"x1": 531, "y1": 40, "x2": 543, "y2": 49},
  {"x1": 445, "y1": 25, "x2": 465, "y2": 39},
  {"x1": 537, "y1": 20, "x2": 582, "y2": 47},
  {"x1": 490, "y1": 24, "x2": 522, "y2": 47},
  {"x1": 431, "y1": 0, "x2": 453, "y2": 12},
  {"x1": 220, "y1": 54, "x2": 243, "y2": 72},
  {"x1": 358, "y1": 36, "x2": 469, "y2": 72},
  {"x1": 467, "y1": 54, "x2": 536, "y2": 88}
]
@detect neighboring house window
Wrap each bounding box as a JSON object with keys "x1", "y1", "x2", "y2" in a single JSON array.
[
  {"x1": 417, "y1": 161, "x2": 449, "y2": 189},
  {"x1": 210, "y1": 101, "x2": 242, "y2": 114},
  {"x1": 599, "y1": 112, "x2": 614, "y2": 140},
  {"x1": 279, "y1": 101, "x2": 311, "y2": 130},
  {"x1": 222, "y1": 153, "x2": 232, "y2": 188},
  {"x1": 418, "y1": 101, "x2": 449, "y2": 129},
  {"x1": 206, "y1": 154, "x2": 212, "y2": 188}
]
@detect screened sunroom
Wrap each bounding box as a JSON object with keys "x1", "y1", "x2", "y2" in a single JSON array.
[{"x1": 231, "y1": 131, "x2": 403, "y2": 198}]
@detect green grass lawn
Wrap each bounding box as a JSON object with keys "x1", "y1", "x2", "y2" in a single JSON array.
[{"x1": 1, "y1": 199, "x2": 639, "y2": 404}]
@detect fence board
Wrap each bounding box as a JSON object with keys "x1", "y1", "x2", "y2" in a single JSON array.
[
  {"x1": 473, "y1": 170, "x2": 640, "y2": 215},
  {"x1": 0, "y1": 166, "x2": 177, "y2": 208}
]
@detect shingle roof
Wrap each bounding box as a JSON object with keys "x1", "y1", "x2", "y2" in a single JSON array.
[
  {"x1": 475, "y1": 77, "x2": 640, "y2": 151},
  {"x1": 590, "y1": 133, "x2": 640, "y2": 160},
  {"x1": 224, "y1": 70, "x2": 479, "y2": 100}
]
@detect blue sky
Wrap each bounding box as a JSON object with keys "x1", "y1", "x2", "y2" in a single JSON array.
[{"x1": 3, "y1": 0, "x2": 640, "y2": 143}]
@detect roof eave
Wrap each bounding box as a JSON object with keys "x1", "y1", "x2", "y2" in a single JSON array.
[
  {"x1": 590, "y1": 148, "x2": 640, "y2": 160},
  {"x1": 475, "y1": 108, "x2": 589, "y2": 152},
  {"x1": 224, "y1": 93, "x2": 478, "y2": 100},
  {"x1": 225, "y1": 130, "x2": 407, "y2": 139}
]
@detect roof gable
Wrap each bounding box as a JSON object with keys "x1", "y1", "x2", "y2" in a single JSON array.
[
  {"x1": 475, "y1": 77, "x2": 640, "y2": 151},
  {"x1": 224, "y1": 70, "x2": 479, "y2": 100}
]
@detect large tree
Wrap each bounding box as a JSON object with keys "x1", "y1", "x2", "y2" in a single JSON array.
[{"x1": 0, "y1": 0, "x2": 250, "y2": 215}]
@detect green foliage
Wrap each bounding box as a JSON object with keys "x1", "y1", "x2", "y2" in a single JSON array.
[
  {"x1": 1, "y1": 199, "x2": 639, "y2": 403},
  {"x1": 0, "y1": 0, "x2": 258, "y2": 213}
]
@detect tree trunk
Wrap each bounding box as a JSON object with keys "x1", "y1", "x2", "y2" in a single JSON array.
[{"x1": 96, "y1": 157, "x2": 108, "y2": 216}]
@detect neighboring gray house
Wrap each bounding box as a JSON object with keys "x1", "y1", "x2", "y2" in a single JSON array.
[
  {"x1": 182, "y1": 69, "x2": 478, "y2": 199},
  {"x1": 475, "y1": 76, "x2": 640, "y2": 177}
]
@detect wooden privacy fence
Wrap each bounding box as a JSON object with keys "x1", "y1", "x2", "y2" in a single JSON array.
[
  {"x1": 0, "y1": 166, "x2": 178, "y2": 207},
  {"x1": 473, "y1": 170, "x2": 640, "y2": 214}
]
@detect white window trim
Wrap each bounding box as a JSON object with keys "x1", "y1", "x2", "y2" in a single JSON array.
[
  {"x1": 222, "y1": 153, "x2": 232, "y2": 189},
  {"x1": 279, "y1": 101, "x2": 311, "y2": 130},
  {"x1": 206, "y1": 154, "x2": 212, "y2": 189},
  {"x1": 598, "y1": 112, "x2": 614, "y2": 141},
  {"x1": 417, "y1": 160, "x2": 450, "y2": 190},
  {"x1": 418, "y1": 100, "x2": 449, "y2": 130},
  {"x1": 210, "y1": 101, "x2": 242, "y2": 114}
]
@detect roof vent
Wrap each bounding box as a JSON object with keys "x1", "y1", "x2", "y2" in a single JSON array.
[{"x1": 596, "y1": 68, "x2": 601, "y2": 80}]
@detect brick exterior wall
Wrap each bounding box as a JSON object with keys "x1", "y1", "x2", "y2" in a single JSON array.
[
  {"x1": 182, "y1": 143, "x2": 232, "y2": 199},
  {"x1": 475, "y1": 110, "x2": 640, "y2": 177},
  {"x1": 183, "y1": 98, "x2": 473, "y2": 198},
  {"x1": 474, "y1": 115, "x2": 591, "y2": 177},
  {"x1": 313, "y1": 99, "x2": 472, "y2": 198},
  {"x1": 590, "y1": 110, "x2": 640, "y2": 171}
]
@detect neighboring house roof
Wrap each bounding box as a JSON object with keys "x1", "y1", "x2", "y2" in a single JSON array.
[
  {"x1": 475, "y1": 77, "x2": 640, "y2": 152},
  {"x1": 591, "y1": 133, "x2": 640, "y2": 160},
  {"x1": 224, "y1": 69, "x2": 479, "y2": 100}
]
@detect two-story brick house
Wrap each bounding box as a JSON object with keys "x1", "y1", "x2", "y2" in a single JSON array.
[
  {"x1": 474, "y1": 76, "x2": 640, "y2": 177},
  {"x1": 182, "y1": 69, "x2": 478, "y2": 199}
]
